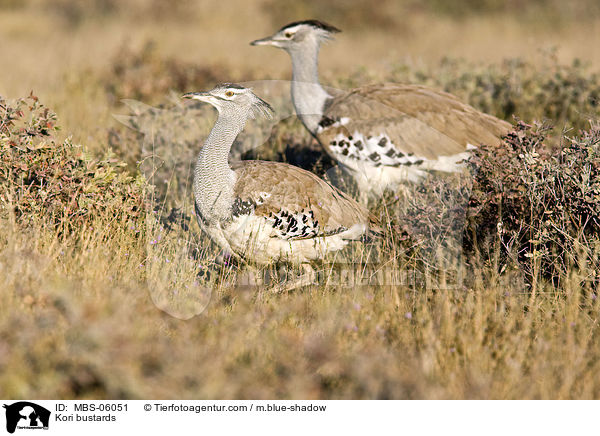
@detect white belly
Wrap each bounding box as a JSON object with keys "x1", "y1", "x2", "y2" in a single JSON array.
[{"x1": 222, "y1": 214, "x2": 352, "y2": 265}]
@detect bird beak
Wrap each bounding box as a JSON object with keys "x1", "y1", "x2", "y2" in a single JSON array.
[
  {"x1": 250, "y1": 36, "x2": 279, "y2": 47},
  {"x1": 182, "y1": 91, "x2": 213, "y2": 103}
]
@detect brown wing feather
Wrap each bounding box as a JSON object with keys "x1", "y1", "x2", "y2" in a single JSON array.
[
  {"x1": 230, "y1": 160, "x2": 376, "y2": 238},
  {"x1": 320, "y1": 83, "x2": 511, "y2": 159}
]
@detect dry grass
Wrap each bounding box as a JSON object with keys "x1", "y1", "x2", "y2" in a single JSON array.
[
  {"x1": 2, "y1": 0, "x2": 600, "y2": 399},
  {"x1": 2, "y1": 214, "x2": 599, "y2": 399}
]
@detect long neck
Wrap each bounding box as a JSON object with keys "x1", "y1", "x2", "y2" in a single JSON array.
[
  {"x1": 289, "y1": 42, "x2": 330, "y2": 134},
  {"x1": 194, "y1": 114, "x2": 245, "y2": 221}
]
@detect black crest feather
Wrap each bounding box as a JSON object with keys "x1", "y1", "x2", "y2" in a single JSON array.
[{"x1": 279, "y1": 20, "x2": 341, "y2": 34}]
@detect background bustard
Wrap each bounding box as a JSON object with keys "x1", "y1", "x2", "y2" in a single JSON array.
[
  {"x1": 184, "y1": 83, "x2": 378, "y2": 274},
  {"x1": 251, "y1": 20, "x2": 512, "y2": 200}
]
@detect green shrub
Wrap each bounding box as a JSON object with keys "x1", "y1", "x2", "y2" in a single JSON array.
[
  {"x1": 104, "y1": 41, "x2": 238, "y2": 105},
  {"x1": 467, "y1": 120, "x2": 600, "y2": 282},
  {"x1": 0, "y1": 94, "x2": 146, "y2": 235}
]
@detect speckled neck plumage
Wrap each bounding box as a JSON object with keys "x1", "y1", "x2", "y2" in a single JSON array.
[
  {"x1": 289, "y1": 40, "x2": 331, "y2": 134},
  {"x1": 193, "y1": 114, "x2": 245, "y2": 223}
]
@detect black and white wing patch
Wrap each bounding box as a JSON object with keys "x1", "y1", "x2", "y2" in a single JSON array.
[
  {"x1": 317, "y1": 116, "x2": 426, "y2": 168},
  {"x1": 232, "y1": 195, "x2": 346, "y2": 240},
  {"x1": 329, "y1": 132, "x2": 426, "y2": 168},
  {"x1": 266, "y1": 208, "x2": 347, "y2": 240}
]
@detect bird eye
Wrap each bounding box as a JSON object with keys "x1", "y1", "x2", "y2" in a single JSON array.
[
  {"x1": 284, "y1": 32, "x2": 293, "y2": 38},
  {"x1": 225, "y1": 91, "x2": 234, "y2": 97}
]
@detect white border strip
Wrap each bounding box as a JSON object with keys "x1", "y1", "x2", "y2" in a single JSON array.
[{"x1": 0, "y1": 400, "x2": 594, "y2": 435}]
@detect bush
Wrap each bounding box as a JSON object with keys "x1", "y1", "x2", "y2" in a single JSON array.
[
  {"x1": 430, "y1": 57, "x2": 600, "y2": 132},
  {"x1": 467, "y1": 120, "x2": 600, "y2": 282},
  {"x1": 104, "y1": 41, "x2": 235, "y2": 105},
  {"x1": 0, "y1": 93, "x2": 146, "y2": 235}
]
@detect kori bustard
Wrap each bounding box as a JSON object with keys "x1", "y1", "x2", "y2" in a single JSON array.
[
  {"x1": 251, "y1": 20, "x2": 511, "y2": 200},
  {"x1": 183, "y1": 83, "x2": 378, "y2": 282}
]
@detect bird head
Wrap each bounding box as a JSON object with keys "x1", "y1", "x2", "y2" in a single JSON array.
[
  {"x1": 182, "y1": 83, "x2": 273, "y2": 119},
  {"x1": 250, "y1": 19, "x2": 340, "y2": 53}
]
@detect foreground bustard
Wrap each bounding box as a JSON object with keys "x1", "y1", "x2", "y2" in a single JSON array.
[
  {"x1": 183, "y1": 83, "x2": 378, "y2": 274},
  {"x1": 251, "y1": 20, "x2": 511, "y2": 200}
]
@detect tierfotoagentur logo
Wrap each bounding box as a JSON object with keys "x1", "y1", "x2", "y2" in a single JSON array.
[{"x1": 2, "y1": 402, "x2": 50, "y2": 434}]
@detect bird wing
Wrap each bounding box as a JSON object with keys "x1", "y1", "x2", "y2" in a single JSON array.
[
  {"x1": 318, "y1": 83, "x2": 511, "y2": 161},
  {"x1": 230, "y1": 160, "x2": 375, "y2": 240}
]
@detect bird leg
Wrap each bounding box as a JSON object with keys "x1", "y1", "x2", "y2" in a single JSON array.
[{"x1": 268, "y1": 263, "x2": 317, "y2": 294}]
